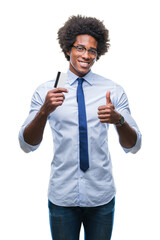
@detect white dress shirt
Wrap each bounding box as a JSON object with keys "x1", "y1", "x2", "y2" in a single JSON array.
[{"x1": 19, "y1": 70, "x2": 142, "y2": 207}]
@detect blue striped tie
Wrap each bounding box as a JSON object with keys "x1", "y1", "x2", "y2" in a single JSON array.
[{"x1": 77, "y1": 78, "x2": 89, "y2": 172}]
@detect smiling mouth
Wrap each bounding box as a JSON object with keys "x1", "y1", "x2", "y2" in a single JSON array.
[{"x1": 79, "y1": 61, "x2": 90, "y2": 68}]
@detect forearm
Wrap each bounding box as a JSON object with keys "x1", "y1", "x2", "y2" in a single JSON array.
[
  {"x1": 116, "y1": 121, "x2": 137, "y2": 149},
  {"x1": 23, "y1": 87, "x2": 68, "y2": 146},
  {"x1": 23, "y1": 110, "x2": 48, "y2": 146}
]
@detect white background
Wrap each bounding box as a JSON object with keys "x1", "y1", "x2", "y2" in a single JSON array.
[{"x1": 0, "y1": 0, "x2": 160, "y2": 239}]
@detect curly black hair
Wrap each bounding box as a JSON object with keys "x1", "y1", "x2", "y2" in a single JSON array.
[{"x1": 57, "y1": 15, "x2": 110, "y2": 61}]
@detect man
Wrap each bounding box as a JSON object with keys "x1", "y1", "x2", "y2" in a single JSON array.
[{"x1": 19, "y1": 15, "x2": 141, "y2": 240}]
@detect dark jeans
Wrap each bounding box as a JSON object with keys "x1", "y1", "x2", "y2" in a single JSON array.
[{"x1": 48, "y1": 197, "x2": 115, "y2": 240}]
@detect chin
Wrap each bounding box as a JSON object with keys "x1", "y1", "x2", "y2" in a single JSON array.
[
  {"x1": 75, "y1": 66, "x2": 91, "y2": 76},
  {"x1": 79, "y1": 68, "x2": 89, "y2": 74}
]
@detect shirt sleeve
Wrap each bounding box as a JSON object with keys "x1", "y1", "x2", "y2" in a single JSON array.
[
  {"x1": 18, "y1": 88, "x2": 44, "y2": 153},
  {"x1": 114, "y1": 85, "x2": 142, "y2": 154}
]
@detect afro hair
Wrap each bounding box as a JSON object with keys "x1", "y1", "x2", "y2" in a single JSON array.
[{"x1": 57, "y1": 15, "x2": 110, "y2": 61}]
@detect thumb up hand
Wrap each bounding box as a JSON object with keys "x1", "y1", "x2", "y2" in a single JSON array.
[{"x1": 98, "y1": 91, "x2": 120, "y2": 124}]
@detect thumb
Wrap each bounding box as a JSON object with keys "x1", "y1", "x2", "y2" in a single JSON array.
[{"x1": 106, "y1": 91, "x2": 112, "y2": 105}]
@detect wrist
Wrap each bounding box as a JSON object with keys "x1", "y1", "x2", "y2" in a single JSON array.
[
  {"x1": 38, "y1": 107, "x2": 49, "y2": 118},
  {"x1": 115, "y1": 115, "x2": 125, "y2": 127}
]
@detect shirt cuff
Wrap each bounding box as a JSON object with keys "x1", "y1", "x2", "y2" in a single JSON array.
[
  {"x1": 18, "y1": 126, "x2": 41, "y2": 153},
  {"x1": 122, "y1": 127, "x2": 142, "y2": 154}
]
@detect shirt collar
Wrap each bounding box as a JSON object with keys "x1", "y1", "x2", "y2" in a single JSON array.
[{"x1": 67, "y1": 69, "x2": 94, "y2": 86}]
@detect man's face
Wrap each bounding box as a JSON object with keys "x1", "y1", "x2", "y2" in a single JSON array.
[{"x1": 67, "y1": 35, "x2": 98, "y2": 77}]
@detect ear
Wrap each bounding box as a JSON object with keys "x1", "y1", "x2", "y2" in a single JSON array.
[
  {"x1": 66, "y1": 51, "x2": 70, "y2": 56},
  {"x1": 93, "y1": 56, "x2": 97, "y2": 63}
]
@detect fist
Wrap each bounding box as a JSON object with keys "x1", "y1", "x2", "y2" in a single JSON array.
[
  {"x1": 98, "y1": 91, "x2": 121, "y2": 124},
  {"x1": 40, "y1": 88, "x2": 68, "y2": 116}
]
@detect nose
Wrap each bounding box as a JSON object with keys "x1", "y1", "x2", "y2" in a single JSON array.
[{"x1": 82, "y1": 49, "x2": 90, "y2": 59}]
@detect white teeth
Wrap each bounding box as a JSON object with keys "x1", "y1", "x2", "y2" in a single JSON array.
[{"x1": 80, "y1": 62, "x2": 89, "y2": 67}]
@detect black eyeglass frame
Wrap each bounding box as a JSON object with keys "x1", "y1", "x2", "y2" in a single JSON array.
[{"x1": 72, "y1": 45, "x2": 98, "y2": 57}]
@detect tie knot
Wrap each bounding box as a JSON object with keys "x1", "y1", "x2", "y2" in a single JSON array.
[{"x1": 77, "y1": 77, "x2": 84, "y2": 85}]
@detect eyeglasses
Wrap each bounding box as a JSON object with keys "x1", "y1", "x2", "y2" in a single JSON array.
[{"x1": 72, "y1": 45, "x2": 97, "y2": 57}]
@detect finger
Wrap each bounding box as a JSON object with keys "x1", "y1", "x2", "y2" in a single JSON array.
[
  {"x1": 98, "y1": 112, "x2": 111, "y2": 118},
  {"x1": 56, "y1": 88, "x2": 69, "y2": 93},
  {"x1": 98, "y1": 109, "x2": 111, "y2": 114},
  {"x1": 55, "y1": 94, "x2": 65, "y2": 99},
  {"x1": 106, "y1": 91, "x2": 112, "y2": 105},
  {"x1": 98, "y1": 114, "x2": 110, "y2": 121},
  {"x1": 49, "y1": 93, "x2": 65, "y2": 98},
  {"x1": 51, "y1": 97, "x2": 64, "y2": 102},
  {"x1": 47, "y1": 92, "x2": 66, "y2": 100},
  {"x1": 52, "y1": 88, "x2": 69, "y2": 93},
  {"x1": 100, "y1": 118, "x2": 110, "y2": 123},
  {"x1": 98, "y1": 105, "x2": 110, "y2": 111},
  {"x1": 98, "y1": 114, "x2": 110, "y2": 119},
  {"x1": 53, "y1": 101, "x2": 64, "y2": 106}
]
